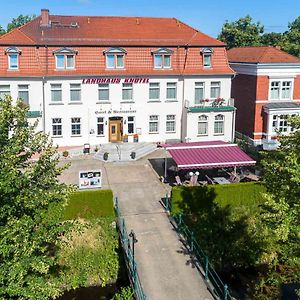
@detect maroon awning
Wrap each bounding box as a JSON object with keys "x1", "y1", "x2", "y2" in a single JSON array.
[{"x1": 164, "y1": 141, "x2": 256, "y2": 169}]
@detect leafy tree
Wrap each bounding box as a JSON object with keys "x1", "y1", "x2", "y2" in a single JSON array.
[
  {"x1": 260, "y1": 32, "x2": 284, "y2": 46},
  {"x1": 0, "y1": 96, "x2": 73, "y2": 299},
  {"x1": 6, "y1": 14, "x2": 35, "y2": 32},
  {"x1": 218, "y1": 15, "x2": 264, "y2": 49},
  {"x1": 0, "y1": 25, "x2": 5, "y2": 35},
  {"x1": 281, "y1": 17, "x2": 300, "y2": 57}
]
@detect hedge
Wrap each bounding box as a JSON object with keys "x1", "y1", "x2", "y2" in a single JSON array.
[
  {"x1": 171, "y1": 182, "x2": 266, "y2": 215},
  {"x1": 64, "y1": 189, "x2": 114, "y2": 220}
]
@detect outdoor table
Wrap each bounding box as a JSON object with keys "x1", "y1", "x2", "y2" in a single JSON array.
[{"x1": 213, "y1": 177, "x2": 230, "y2": 184}]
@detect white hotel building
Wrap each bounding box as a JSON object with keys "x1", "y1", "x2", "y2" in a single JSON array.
[{"x1": 0, "y1": 9, "x2": 235, "y2": 146}]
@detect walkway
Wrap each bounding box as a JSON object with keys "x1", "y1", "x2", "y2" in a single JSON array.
[{"x1": 105, "y1": 160, "x2": 214, "y2": 300}]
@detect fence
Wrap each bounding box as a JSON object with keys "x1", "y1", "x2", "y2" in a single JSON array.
[
  {"x1": 115, "y1": 197, "x2": 147, "y2": 300},
  {"x1": 162, "y1": 194, "x2": 233, "y2": 300}
]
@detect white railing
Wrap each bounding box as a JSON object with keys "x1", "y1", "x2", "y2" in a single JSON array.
[{"x1": 192, "y1": 98, "x2": 235, "y2": 108}]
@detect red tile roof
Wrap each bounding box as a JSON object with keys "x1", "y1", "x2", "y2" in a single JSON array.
[
  {"x1": 0, "y1": 14, "x2": 224, "y2": 47},
  {"x1": 227, "y1": 46, "x2": 300, "y2": 64}
]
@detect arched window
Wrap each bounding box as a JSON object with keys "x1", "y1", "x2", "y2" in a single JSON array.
[
  {"x1": 201, "y1": 48, "x2": 213, "y2": 68},
  {"x1": 214, "y1": 114, "x2": 224, "y2": 135},
  {"x1": 5, "y1": 47, "x2": 21, "y2": 70},
  {"x1": 103, "y1": 48, "x2": 126, "y2": 69},
  {"x1": 198, "y1": 115, "x2": 208, "y2": 135},
  {"x1": 151, "y1": 48, "x2": 173, "y2": 69},
  {"x1": 53, "y1": 48, "x2": 77, "y2": 69}
]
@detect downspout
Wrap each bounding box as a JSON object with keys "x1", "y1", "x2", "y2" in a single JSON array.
[
  {"x1": 42, "y1": 76, "x2": 46, "y2": 133},
  {"x1": 181, "y1": 45, "x2": 188, "y2": 142}
]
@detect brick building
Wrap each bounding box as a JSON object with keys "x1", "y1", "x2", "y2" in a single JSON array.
[
  {"x1": 228, "y1": 46, "x2": 300, "y2": 149},
  {"x1": 0, "y1": 9, "x2": 235, "y2": 146}
]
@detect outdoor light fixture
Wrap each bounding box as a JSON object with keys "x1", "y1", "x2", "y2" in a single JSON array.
[
  {"x1": 105, "y1": 120, "x2": 108, "y2": 125},
  {"x1": 129, "y1": 229, "x2": 138, "y2": 259}
]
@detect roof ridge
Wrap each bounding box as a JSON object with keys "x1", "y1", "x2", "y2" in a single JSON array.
[
  {"x1": 50, "y1": 14, "x2": 174, "y2": 20},
  {"x1": 0, "y1": 27, "x2": 35, "y2": 43}
]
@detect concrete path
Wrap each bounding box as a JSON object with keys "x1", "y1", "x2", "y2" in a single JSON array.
[{"x1": 105, "y1": 161, "x2": 214, "y2": 300}]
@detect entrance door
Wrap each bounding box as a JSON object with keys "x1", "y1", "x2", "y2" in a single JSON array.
[{"x1": 109, "y1": 119, "x2": 122, "y2": 142}]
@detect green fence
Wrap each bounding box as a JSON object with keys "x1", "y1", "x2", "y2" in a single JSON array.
[
  {"x1": 163, "y1": 194, "x2": 233, "y2": 300},
  {"x1": 115, "y1": 197, "x2": 147, "y2": 300}
]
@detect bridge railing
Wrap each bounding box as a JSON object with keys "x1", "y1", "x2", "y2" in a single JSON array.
[
  {"x1": 163, "y1": 194, "x2": 233, "y2": 300},
  {"x1": 115, "y1": 197, "x2": 147, "y2": 300}
]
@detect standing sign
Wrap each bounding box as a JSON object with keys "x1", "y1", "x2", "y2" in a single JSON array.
[{"x1": 79, "y1": 170, "x2": 102, "y2": 189}]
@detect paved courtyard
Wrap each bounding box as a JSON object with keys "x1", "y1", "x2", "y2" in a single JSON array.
[{"x1": 59, "y1": 151, "x2": 213, "y2": 300}]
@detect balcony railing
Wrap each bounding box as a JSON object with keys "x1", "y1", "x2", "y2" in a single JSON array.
[{"x1": 193, "y1": 98, "x2": 234, "y2": 108}]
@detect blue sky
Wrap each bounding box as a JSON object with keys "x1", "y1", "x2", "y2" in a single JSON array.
[{"x1": 1, "y1": 0, "x2": 300, "y2": 37}]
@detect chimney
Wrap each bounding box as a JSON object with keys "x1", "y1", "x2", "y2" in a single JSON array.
[{"x1": 40, "y1": 9, "x2": 50, "y2": 27}]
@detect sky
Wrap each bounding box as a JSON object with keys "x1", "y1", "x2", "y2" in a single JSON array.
[{"x1": 1, "y1": 0, "x2": 300, "y2": 37}]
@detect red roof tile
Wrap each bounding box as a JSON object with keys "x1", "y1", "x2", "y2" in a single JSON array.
[{"x1": 227, "y1": 46, "x2": 300, "y2": 64}]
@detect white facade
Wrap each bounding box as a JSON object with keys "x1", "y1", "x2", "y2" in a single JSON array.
[{"x1": 0, "y1": 75, "x2": 235, "y2": 146}]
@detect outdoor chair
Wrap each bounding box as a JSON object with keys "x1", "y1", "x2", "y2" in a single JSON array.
[
  {"x1": 205, "y1": 175, "x2": 215, "y2": 184},
  {"x1": 175, "y1": 175, "x2": 182, "y2": 186}
]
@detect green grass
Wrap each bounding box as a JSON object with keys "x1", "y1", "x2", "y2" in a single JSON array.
[
  {"x1": 64, "y1": 189, "x2": 114, "y2": 220},
  {"x1": 171, "y1": 182, "x2": 266, "y2": 215}
]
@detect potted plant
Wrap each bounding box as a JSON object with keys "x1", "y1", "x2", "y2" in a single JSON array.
[
  {"x1": 103, "y1": 152, "x2": 109, "y2": 161},
  {"x1": 123, "y1": 134, "x2": 128, "y2": 142},
  {"x1": 62, "y1": 150, "x2": 69, "y2": 158},
  {"x1": 216, "y1": 97, "x2": 225, "y2": 106},
  {"x1": 133, "y1": 133, "x2": 139, "y2": 143},
  {"x1": 94, "y1": 145, "x2": 99, "y2": 152}
]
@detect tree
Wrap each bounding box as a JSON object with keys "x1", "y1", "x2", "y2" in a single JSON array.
[
  {"x1": 6, "y1": 14, "x2": 35, "y2": 32},
  {"x1": 0, "y1": 96, "x2": 73, "y2": 299},
  {"x1": 260, "y1": 32, "x2": 284, "y2": 46},
  {"x1": 0, "y1": 25, "x2": 5, "y2": 35},
  {"x1": 218, "y1": 15, "x2": 264, "y2": 49},
  {"x1": 281, "y1": 16, "x2": 300, "y2": 57}
]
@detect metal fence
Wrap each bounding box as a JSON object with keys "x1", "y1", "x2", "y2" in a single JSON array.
[
  {"x1": 115, "y1": 197, "x2": 147, "y2": 300},
  {"x1": 163, "y1": 194, "x2": 233, "y2": 300}
]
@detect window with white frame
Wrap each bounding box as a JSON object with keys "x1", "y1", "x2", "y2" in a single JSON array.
[
  {"x1": 97, "y1": 117, "x2": 105, "y2": 135},
  {"x1": 104, "y1": 48, "x2": 126, "y2": 69},
  {"x1": 272, "y1": 115, "x2": 291, "y2": 133},
  {"x1": 54, "y1": 48, "x2": 76, "y2": 70},
  {"x1": 210, "y1": 82, "x2": 220, "y2": 98},
  {"x1": 166, "y1": 82, "x2": 177, "y2": 100},
  {"x1": 52, "y1": 118, "x2": 62, "y2": 136},
  {"x1": 51, "y1": 84, "x2": 62, "y2": 102},
  {"x1": 122, "y1": 83, "x2": 133, "y2": 101},
  {"x1": 70, "y1": 84, "x2": 81, "y2": 102},
  {"x1": 0, "y1": 85, "x2": 11, "y2": 100},
  {"x1": 166, "y1": 115, "x2": 176, "y2": 133},
  {"x1": 6, "y1": 47, "x2": 21, "y2": 70},
  {"x1": 214, "y1": 114, "x2": 224, "y2": 135},
  {"x1": 270, "y1": 80, "x2": 292, "y2": 100},
  {"x1": 201, "y1": 48, "x2": 213, "y2": 68},
  {"x1": 128, "y1": 116, "x2": 135, "y2": 134},
  {"x1": 198, "y1": 115, "x2": 208, "y2": 135},
  {"x1": 195, "y1": 82, "x2": 205, "y2": 104},
  {"x1": 18, "y1": 85, "x2": 29, "y2": 105},
  {"x1": 152, "y1": 48, "x2": 173, "y2": 69},
  {"x1": 98, "y1": 84, "x2": 109, "y2": 101},
  {"x1": 149, "y1": 115, "x2": 159, "y2": 133},
  {"x1": 71, "y1": 117, "x2": 81, "y2": 136},
  {"x1": 149, "y1": 83, "x2": 160, "y2": 101}
]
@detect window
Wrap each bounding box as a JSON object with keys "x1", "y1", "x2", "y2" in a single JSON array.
[
  {"x1": 51, "y1": 84, "x2": 62, "y2": 102},
  {"x1": 198, "y1": 115, "x2": 208, "y2": 135},
  {"x1": 6, "y1": 47, "x2": 21, "y2": 70},
  {"x1": 166, "y1": 115, "x2": 176, "y2": 133},
  {"x1": 104, "y1": 48, "x2": 126, "y2": 69},
  {"x1": 201, "y1": 48, "x2": 213, "y2": 68},
  {"x1": 195, "y1": 82, "x2": 205, "y2": 104},
  {"x1": 54, "y1": 48, "x2": 76, "y2": 70},
  {"x1": 272, "y1": 115, "x2": 289, "y2": 133},
  {"x1": 18, "y1": 85, "x2": 29, "y2": 105},
  {"x1": 52, "y1": 118, "x2": 62, "y2": 136},
  {"x1": 270, "y1": 80, "x2": 292, "y2": 100},
  {"x1": 70, "y1": 84, "x2": 81, "y2": 102},
  {"x1": 71, "y1": 117, "x2": 81, "y2": 136},
  {"x1": 97, "y1": 117, "x2": 105, "y2": 135},
  {"x1": 214, "y1": 114, "x2": 224, "y2": 135},
  {"x1": 0, "y1": 85, "x2": 11, "y2": 100},
  {"x1": 98, "y1": 84, "x2": 109, "y2": 101},
  {"x1": 166, "y1": 82, "x2": 177, "y2": 100},
  {"x1": 122, "y1": 83, "x2": 133, "y2": 101},
  {"x1": 152, "y1": 48, "x2": 173, "y2": 69},
  {"x1": 128, "y1": 116, "x2": 135, "y2": 134},
  {"x1": 210, "y1": 81, "x2": 220, "y2": 98},
  {"x1": 149, "y1": 83, "x2": 160, "y2": 101},
  {"x1": 149, "y1": 115, "x2": 159, "y2": 133}
]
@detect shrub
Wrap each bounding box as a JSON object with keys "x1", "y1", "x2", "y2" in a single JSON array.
[{"x1": 62, "y1": 150, "x2": 69, "y2": 157}]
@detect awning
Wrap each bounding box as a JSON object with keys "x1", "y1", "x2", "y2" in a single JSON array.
[{"x1": 164, "y1": 141, "x2": 256, "y2": 170}]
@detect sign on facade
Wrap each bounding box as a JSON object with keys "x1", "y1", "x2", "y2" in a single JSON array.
[{"x1": 78, "y1": 170, "x2": 102, "y2": 189}]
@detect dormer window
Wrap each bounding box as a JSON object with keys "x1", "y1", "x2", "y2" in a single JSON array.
[
  {"x1": 152, "y1": 48, "x2": 173, "y2": 69},
  {"x1": 201, "y1": 48, "x2": 213, "y2": 68},
  {"x1": 54, "y1": 48, "x2": 77, "y2": 70},
  {"x1": 104, "y1": 48, "x2": 126, "y2": 69},
  {"x1": 5, "y1": 47, "x2": 21, "y2": 70}
]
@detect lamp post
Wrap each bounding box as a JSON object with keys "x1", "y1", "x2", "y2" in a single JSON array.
[
  {"x1": 188, "y1": 171, "x2": 200, "y2": 186},
  {"x1": 129, "y1": 229, "x2": 138, "y2": 258}
]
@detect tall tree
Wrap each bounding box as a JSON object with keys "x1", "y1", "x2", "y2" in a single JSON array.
[
  {"x1": 0, "y1": 25, "x2": 5, "y2": 35},
  {"x1": 218, "y1": 15, "x2": 264, "y2": 49},
  {"x1": 0, "y1": 96, "x2": 73, "y2": 299},
  {"x1": 282, "y1": 16, "x2": 300, "y2": 57},
  {"x1": 260, "y1": 32, "x2": 284, "y2": 46},
  {"x1": 6, "y1": 14, "x2": 35, "y2": 32}
]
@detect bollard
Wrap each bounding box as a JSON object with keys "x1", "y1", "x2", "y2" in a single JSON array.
[
  {"x1": 205, "y1": 256, "x2": 209, "y2": 280},
  {"x1": 190, "y1": 232, "x2": 194, "y2": 251},
  {"x1": 224, "y1": 284, "x2": 228, "y2": 300}
]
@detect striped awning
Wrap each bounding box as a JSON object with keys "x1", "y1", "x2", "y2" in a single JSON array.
[{"x1": 164, "y1": 141, "x2": 256, "y2": 170}]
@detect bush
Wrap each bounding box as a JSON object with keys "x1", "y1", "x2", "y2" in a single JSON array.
[
  {"x1": 64, "y1": 189, "x2": 114, "y2": 220},
  {"x1": 171, "y1": 182, "x2": 265, "y2": 215},
  {"x1": 112, "y1": 287, "x2": 134, "y2": 300}
]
